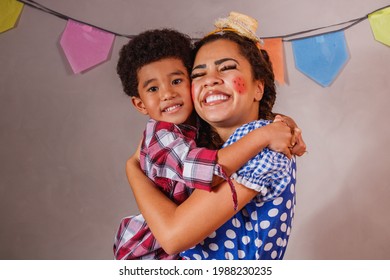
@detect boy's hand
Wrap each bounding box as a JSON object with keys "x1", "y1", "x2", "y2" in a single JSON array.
[
  {"x1": 291, "y1": 127, "x2": 306, "y2": 156},
  {"x1": 266, "y1": 121, "x2": 293, "y2": 159},
  {"x1": 274, "y1": 115, "x2": 307, "y2": 156}
]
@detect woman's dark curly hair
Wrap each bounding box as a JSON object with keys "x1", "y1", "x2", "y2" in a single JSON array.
[
  {"x1": 193, "y1": 31, "x2": 277, "y2": 148},
  {"x1": 117, "y1": 29, "x2": 193, "y2": 97}
]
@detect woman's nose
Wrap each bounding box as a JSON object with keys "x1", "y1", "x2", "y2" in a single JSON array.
[{"x1": 203, "y1": 73, "x2": 222, "y2": 88}]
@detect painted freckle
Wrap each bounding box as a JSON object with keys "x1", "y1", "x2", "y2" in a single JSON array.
[{"x1": 233, "y1": 77, "x2": 246, "y2": 94}]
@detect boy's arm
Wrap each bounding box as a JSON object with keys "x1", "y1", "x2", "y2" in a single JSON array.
[
  {"x1": 146, "y1": 121, "x2": 218, "y2": 191},
  {"x1": 215, "y1": 121, "x2": 292, "y2": 178}
]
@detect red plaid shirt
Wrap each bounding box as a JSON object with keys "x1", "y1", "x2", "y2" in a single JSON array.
[{"x1": 114, "y1": 120, "x2": 235, "y2": 260}]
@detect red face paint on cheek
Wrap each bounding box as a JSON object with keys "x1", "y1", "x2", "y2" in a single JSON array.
[{"x1": 233, "y1": 77, "x2": 246, "y2": 94}]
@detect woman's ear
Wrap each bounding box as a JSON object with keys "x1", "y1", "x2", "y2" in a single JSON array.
[
  {"x1": 131, "y1": 97, "x2": 148, "y2": 115},
  {"x1": 254, "y1": 80, "x2": 265, "y2": 101}
]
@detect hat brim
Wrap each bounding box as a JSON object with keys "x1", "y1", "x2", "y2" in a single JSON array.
[{"x1": 214, "y1": 17, "x2": 260, "y2": 42}]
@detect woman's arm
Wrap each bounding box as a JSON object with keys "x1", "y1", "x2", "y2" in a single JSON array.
[{"x1": 126, "y1": 155, "x2": 257, "y2": 255}]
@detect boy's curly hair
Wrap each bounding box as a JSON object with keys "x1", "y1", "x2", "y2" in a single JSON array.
[{"x1": 117, "y1": 29, "x2": 193, "y2": 97}]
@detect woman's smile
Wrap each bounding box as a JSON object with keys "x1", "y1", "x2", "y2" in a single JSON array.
[
  {"x1": 192, "y1": 39, "x2": 262, "y2": 130},
  {"x1": 202, "y1": 91, "x2": 231, "y2": 105}
]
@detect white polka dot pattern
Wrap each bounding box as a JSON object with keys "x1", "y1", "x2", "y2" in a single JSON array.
[{"x1": 180, "y1": 140, "x2": 297, "y2": 260}]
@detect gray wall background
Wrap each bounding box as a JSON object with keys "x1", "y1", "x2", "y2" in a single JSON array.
[{"x1": 1, "y1": 0, "x2": 389, "y2": 259}]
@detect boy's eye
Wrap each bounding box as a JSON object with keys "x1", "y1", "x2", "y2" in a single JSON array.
[
  {"x1": 147, "y1": 86, "x2": 158, "y2": 92},
  {"x1": 172, "y1": 78, "x2": 182, "y2": 85}
]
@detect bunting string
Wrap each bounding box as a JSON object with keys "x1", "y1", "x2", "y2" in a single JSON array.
[
  {"x1": 278, "y1": 16, "x2": 368, "y2": 42},
  {"x1": 17, "y1": 0, "x2": 136, "y2": 38},
  {"x1": 3, "y1": 0, "x2": 390, "y2": 86},
  {"x1": 15, "y1": 0, "x2": 390, "y2": 41}
]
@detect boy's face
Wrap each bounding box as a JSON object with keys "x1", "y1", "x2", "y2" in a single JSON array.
[{"x1": 132, "y1": 58, "x2": 194, "y2": 125}]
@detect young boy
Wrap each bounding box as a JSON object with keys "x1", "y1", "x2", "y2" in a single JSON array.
[{"x1": 113, "y1": 29, "x2": 294, "y2": 259}]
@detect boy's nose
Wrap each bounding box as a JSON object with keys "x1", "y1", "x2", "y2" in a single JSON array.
[{"x1": 160, "y1": 87, "x2": 176, "y2": 100}]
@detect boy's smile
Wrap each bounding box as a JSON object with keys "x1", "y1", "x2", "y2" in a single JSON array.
[{"x1": 132, "y1": 58, "x2": 194, "y2": 125}]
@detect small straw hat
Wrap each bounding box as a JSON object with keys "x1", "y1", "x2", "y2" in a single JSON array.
[{"x1": 213, "y1": 11, "x2": 261, "y2": 43}]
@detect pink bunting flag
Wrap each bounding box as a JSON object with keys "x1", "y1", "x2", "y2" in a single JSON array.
[
  {"x1": 60, "y1": 20, "x2": 115, "y2": 74},
  {"x1": 261, "y1": 38, "x2": 286, "y2": 85}
]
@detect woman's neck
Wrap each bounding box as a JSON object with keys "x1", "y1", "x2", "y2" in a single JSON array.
[
  {"x1": 212, "y1": 114, "x2": 259, "y2": 142},
  {"x1": 213, "y1": 124, "x2": 249, "y2": 142}
]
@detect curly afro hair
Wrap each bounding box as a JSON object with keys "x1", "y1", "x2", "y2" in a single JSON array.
[{"x1": 117, "y1": 29, "x2": 193, "y2": 98}]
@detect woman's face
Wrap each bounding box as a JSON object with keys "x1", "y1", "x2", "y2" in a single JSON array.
[{"x1": 191, "y1": 39, "x2": 264, "y2": 132}]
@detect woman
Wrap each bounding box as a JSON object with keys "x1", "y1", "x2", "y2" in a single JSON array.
[{"x1": 126, "y1": 12, "x2": 305, "y2": 259}]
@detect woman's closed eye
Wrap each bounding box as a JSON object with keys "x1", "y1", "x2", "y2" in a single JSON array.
[
  {"x1": 190, "y1": 63, "x2": 237, "y2": 80},
  {"x1": 190, "y1": 72, "x2": 204, "y2": 79},
  {"x1": 220, "y1": 64, "x2": 237, "y2": 71}
]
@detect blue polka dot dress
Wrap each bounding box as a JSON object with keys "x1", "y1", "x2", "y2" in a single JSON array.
[{"x1": 180, "y1": 120, "x2": 297, "y2": 260}]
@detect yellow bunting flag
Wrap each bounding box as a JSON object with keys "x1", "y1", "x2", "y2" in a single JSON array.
[
  {"x1": 261, "y1": 38, "x2": 286, "y2": 85},
  {"x1": 0, "y1": 0, "x2": 24, "y2": 33},
  {"x1": 368, "y1": 6, "x2": 390, "y2": 47}
]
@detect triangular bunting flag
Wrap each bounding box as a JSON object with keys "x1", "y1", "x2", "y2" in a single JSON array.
[
  {"x1": 292, "y1": 31, "x2": 349, "y2": 87},
  {"x1": 261, "y1": 38, "x2": 286, "y2": 85},
  {"x1": 0, "y1": 0, "x2": 24, "y2": 33},
  {"x1": 60, "y1": 20, "x2": 115, "y2": 74},
  {"x1": 368, "y1": 7, "x2": 390, "y2": 47}
]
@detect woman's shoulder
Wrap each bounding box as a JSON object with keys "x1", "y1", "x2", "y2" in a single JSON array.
[
  {"x1": 224, "y1": 119, "x2": 272, "y2": 146},
  {"x1": 235, "y1": 119, "x2": 272, "y2": 133}
]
